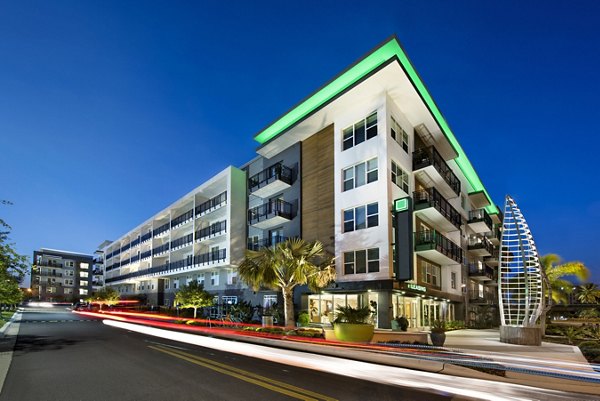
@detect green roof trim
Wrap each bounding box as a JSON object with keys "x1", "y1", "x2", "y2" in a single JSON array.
[{"x1": 254, "y1": 36, "x2": 498, "y2": 214}]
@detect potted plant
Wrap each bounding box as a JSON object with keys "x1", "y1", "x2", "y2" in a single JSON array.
[
  {"x1": 391, "y1": 316, "x2": 409, "y2": 332},
  {"x1": 333, "y1": 305, "x2": 374, "y2": 342},
  {"x1": 430, "y1": 319, "x2": 446, "y2": 346}
]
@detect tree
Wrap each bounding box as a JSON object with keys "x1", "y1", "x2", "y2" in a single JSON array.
[
  {"x1": 0, "y1": 201, "x2": 28, "y2": 306},
  {"x1": 174, "y1": 281, "x2": 213, "y2": 318},
  {"x1": 578, "y1": 283, "x2": 600, "y2": 304},
  {"x1": 238, "y1": 238, "x2": 335, "y2": 327},
  {"x1": 539, "y1": 254, "x2": 589, "y2": 335},
  {"x1": 87, "y1": 287, "x2": 120, "y2": 310}
]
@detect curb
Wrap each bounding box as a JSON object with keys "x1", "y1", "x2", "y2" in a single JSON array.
[{"x1": 0, "y1": 312, "x2": 20, "y2": 337}]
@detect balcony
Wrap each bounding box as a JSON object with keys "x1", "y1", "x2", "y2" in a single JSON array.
[
  {"x1": 413, "y1": 188, "x2": 462, "y2": 232},
  {"x1": 412, "y1": 146, "x2": 461, "y2": 198},
  {"x1": 414, "y1": 230, "x2": 462, "y2": 265},
  {"x1": 141, "y1": 250, "x2": 152, "y2": 260},
  {"x1": 92, "y1": 280, "x2": 104, "y2": 287},
  {"x1": 152, "y1": 243, "x2": 170, "y2": 257},
  {"x1": 121, "y1": 242, "x2": 131, "y2": 253},
  {"x1": 193, "y1": 249, "x2": 227, "y2": 266},
  {"x1": 120, "y1": 258, "x2": 130, "y2": 267},
  {"x1": 171, "y1": 233, "x2": 194, "y2": 251},
  {"x1": 130, "y1": 254, "x2": 140, "y2": 264},
  {"x1": 195, "y1": 221, "x2": 227, "y2": 243},
  {"x1": 488, "y1": 225, "x2": 501, "y2": 246},
  {"x1": 467, "y1": 236, "x2": 494, "y2": 257},
  {"x1": 247, "y1": 235, "x2": 288, "y2": 251},
  {"x1": 141, "y1": 231, "x2": 152, "y2": 243},
  {"x1": 37, "y1": 262, "x2": 63, "y2": 268},
  {"x1": 153, "y1": 222, "x2": 170, "y2": 238},
  {"x1": 195, "y1": 191, "x2": 227, "y2": 218},
  {"x1": 172, "y1": 209, "x2": 194, "y2": 230},
  {"x1": 248, "y1": 163, "x2": 293, "y2": 199},
  {"x1": 469, "y1": 292, "x2": 497, "y2": 305},
  {"x1": 248, "y1": 199, "x2": 293, "y2": 230},
  {"x1": 484, "y1": 249, "x2": 499, "y2": 267},
  {"x1": 468, "y1": 209, "x2": 493, "y2": 234},
  {"x1": 131, "y1": 236, "x2": 141, "y2": 248},
  {"x1": 38, "y1": 271, "x2": 63, "y2": 277},
  {"x1": 468, "y1": 264, "x2": 495, "y2": 281}
]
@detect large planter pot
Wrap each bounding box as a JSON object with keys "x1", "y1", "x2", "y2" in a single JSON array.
[
  {"x1": 430, "y1": 331, "x2": 446, "y2": 346},
  {"x1": 261, "y1": 316, "x2": 274, "y2": 327},
  {"x1": 333, "y1": 323, "x2": 374, "y2": 342}
]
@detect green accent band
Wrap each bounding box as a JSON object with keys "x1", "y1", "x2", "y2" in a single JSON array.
[{"x1": 254, "y1": 37, "x2": 497, "y2": 214}]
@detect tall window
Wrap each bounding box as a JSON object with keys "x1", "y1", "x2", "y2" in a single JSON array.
[
  {"x1": 419, "y1": 259, "x2": 441, "y2": 287},
  {"x1": 211, "y1": 271, "x2": 219, "y2": 286},
  {"x1": 391, "y1": 161, "x2": 409, "y2": 193},
  {"x1": 342, "y1": 112, "x2": 378, "y2": 151},
  {"x1": 342, "y1": 158, "x2": 378, "y2": 191},
  {"x1": 451, "y1": 272, "x2": 457, "y2": 289},
  {"x1": 390, "y1": 116, "x2": 409, "y2": 153},
  {"x1": 343, "y1": 202, "x2": 378, "y2": 232},
  {"x1": 343, "y1": 248, "x2": 380, "y2": 274}
]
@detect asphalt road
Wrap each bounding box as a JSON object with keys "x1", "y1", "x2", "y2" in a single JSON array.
[{"x1": 0, "y1": 306, "x2": 453, "y2": 401}]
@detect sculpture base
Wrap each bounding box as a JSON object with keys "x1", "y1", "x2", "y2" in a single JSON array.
[{"x1": 500, "y1": 325, "x2": 542, "y2": 346}]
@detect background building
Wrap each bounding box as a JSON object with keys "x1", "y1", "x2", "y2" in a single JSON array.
[{"x1": 31, "y1": 248, "x2": 94, "y2": 302}]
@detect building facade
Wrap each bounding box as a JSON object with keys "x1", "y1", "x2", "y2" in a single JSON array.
[
  {"x1": 32, "y1": 248, "x2": 95, "y2": 302},
  {"x1": 99, "y1": 36, "x2": 501, "y2": 328}
]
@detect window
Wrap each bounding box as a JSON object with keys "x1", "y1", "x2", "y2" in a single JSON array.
[
  {"x1": 64, "y1": 288, "x2": 73, "y2": 295},
  {"x1": 460, "y1": 194, "x2": 466, "y2": 209},
  {"x1": 263, "y1": 294, "x2": 277, "y2": 309},
  {"x1": 47, "y1": 287, "x2": 56, "y2": 293},
  {"x1": 211, "y1": 271, "x2": 219, "y2": 286},
  {"x1": 222, "y1": 296, "x2": 238, "y2": 305},
  {"x1": 343, "y1": 202, "x2": 378, "y2": 232},
  {"x1": 80, "y1": 271, "x2": 88, "y2": 278},
  {"x1": 64, "y1": 279, "x2": 74, "y2": 286},
  {"x1": 451, "y1": 272, "x2": 457, "y2": 289},
  {"x1": 342, "y1": 158, "x2": 378, "y2": 191},
  {"x1": 165, "y1": 279, "x2": 170, "y2": 289},
  {"x1": 227, "y1": 270, "x2": 238, "y2": 285},
  {"x1": 173, "y1": 280, "x2": 178, "y2": 289},
  {"x1": 391, "y1": 161, "x2": 409, "y2": 193},
  {"x1": 65, "y1": 270, "x2": 74, "y2": 277},
  {"x1": 342, "y1": 112, "x2": 377, "y2": 151},
  {"x1": 198, "y1": 274, "x2": 205, "y2": 286},
  {"x1": 343, "y1": 248, "x2": 380, "y2": 274},
  {"x1": 80, "y1": 263, "x2": 89, "y2": 270},
  {"x1": 79, "y1": 289, "x2": 88, "y2": 295},
  {"x1": 65, "y1": 261, "x2": 74, "y2": 268},
  {"x1": 390, "y1": 116, "x2": 409, "y2": 153},
  {"x1": 79, "y1": 280, "x2": 88, "y2": 287},
  {"x1": 419, "y1": 259, "x2": 441, "y2": 287}
]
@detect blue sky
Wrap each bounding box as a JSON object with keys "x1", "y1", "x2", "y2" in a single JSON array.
[{"x1": 1, "y1": 1, "x2": 599, "y2": 284}]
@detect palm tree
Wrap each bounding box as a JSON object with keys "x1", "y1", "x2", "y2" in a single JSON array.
[
  {"x1": 540, "y1": 254, "x2": 589, "y2": 305},
  {"x1": 539, "y1": 254, "x2": 589, "y2": 334},
  {"x1": 238, "y1": 238, "x2": 335, "y2": 327},
  {"x1": 577, "y1": 283, "x2": 600, "y2": 304}
]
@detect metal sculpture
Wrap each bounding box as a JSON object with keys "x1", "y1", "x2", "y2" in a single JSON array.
[{"x1": 498, "y1": 195, "x2": 543, "y2": 327}]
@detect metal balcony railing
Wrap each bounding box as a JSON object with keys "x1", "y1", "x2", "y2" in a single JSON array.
[
  {"x1": 412, "y1": 146, "x2": 461, "y2": 195},
  {"x1": 248, "y1": 162, "x2": 293, "y2": 193},
  {"x1": 413, "y1": 187, "x2": 462, "y2": 229}
]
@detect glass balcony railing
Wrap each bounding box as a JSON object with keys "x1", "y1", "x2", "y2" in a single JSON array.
[
  {"x1": 412, "y1": 146, "x2": 461, "y2": 195},
  {"x1": 152, "y1": 243, "x2": 170, "y2": 255},
  {"x1": 195, "y1": 221, "x2": 227, "y2": 242},
  {"x1": 141, "y1": 232, "x2": 152, "y2": 242},
  {"x1": 468, "y1": 264, "x2": 495, "y2": 280},
  {"x1": 248, "y1": 163, "x2": 293, "y2": 193},
  {"x1": 248, "y1": 199, "x2": 293, "y2": 226},
  {"x1": 172, "y1": 209, "x2": 194, "y2": 228},
  {"x1": 413, "y1": 188, "x2": 462, "y2": 229},
  {"x1": 195, "y1": 191, "x2": 227, "y2": 217},
  {"x1": 468, "y1": 209, "x2": 493, "y2": 230},
  {"x1": 467, "y1": 235, "x2": 494, "y2": 254},
  {"x1": 141, "y1": 250, "x2": 152, "y2": 259},
  {"x1": 153, "y1": 222, "x2": 170, "y2": 237},
  {"x1": 171, "y1": 233, "x2": 194, "y2": 250},
  {"x1": 414, "y1": 230, "x2": 463, "y2": 263},
  {"x1": 247, "y1": 235, "x2": 287, "y2": 251},
  {"x1": 131, "y1": 236, "x2": 141, "y2": 248}
]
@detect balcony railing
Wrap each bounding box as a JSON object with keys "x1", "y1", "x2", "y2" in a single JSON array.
[
  {"x1": 153, "y1": 222, "x2": 170, "y2": 237},
  {"x1": 141, "y1": 250, "x2": 152, "y2": 260},
  {"x1": 171, "y1": 233, "x2": 194, "y2": 250},
  {"x1": 38, "y1": 262, "x2": 63, "y2": 268},
  {"x1": 413, "y1": 188, "x2": 462, "y2": 229},
  {"x1": 104, "y1": 249, "x2": 227, "y2": 283},
  {"x1": 247, "y1": 235, "x2": 288, "y2": 251},
  {"x1": 120, "y1": 258, "x2": 130, "y2": 267},
  {"x1": 468, "y1": 209, "x2": 493, "y2": 229},
  {"x1": 121, "y1": 242, "x2": 131, "y2": 253},
  {"x1": 112, "y1": 248, "x2": 121, "y2": 257},
  {"x1": 414, "y1": 230, "x2": 463, "y2": 264},
  {"x1": 468, "y1": 264, "x2": 495, "y2": 280},
  {"x1": 38, "y1": 271, "x2": 63, "y2": 277},
  {"x1": 195, "y1": 221, "x2": 227, "y2": 242},
  {"x1": 248, "y1": 162, "x2": 293, "y2": 193},
  {"x1": 412, "y1": 146, "x2": 461, "y2": 195},
  {"x1": 152, "y1": 243, "x2": 170, "y2": 255},
  {"x1": 172, "y1": 209, "x2": 194, "y2": 228},
  {"x1": 131, "y1": 236, "x2": 141, "y2": 248},
  {"x1": 195, "y1": 191, "x2": 227, "y2": 217},
  {"x1": 141, "y1": 232, "x2": 152, "y2": 242},
  {"x1": 467, "y1": 236, "x2": 494, "y2": 254},
  {"x1": 248, "y1": 199, "x2": 293, "y2": 225},
  {"x1": 130, "y1": 254, "x2": 140, "y2": 263}
]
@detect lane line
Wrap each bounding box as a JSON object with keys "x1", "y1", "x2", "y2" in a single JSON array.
[{"x1": 149, "y1": 345, "x2": 337, "y2": 401}]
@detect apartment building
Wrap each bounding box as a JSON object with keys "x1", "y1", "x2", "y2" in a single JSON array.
[
  {"x1": 102, "y1": 166, "x2": 263, "y2": 307},
  {"x1": 31, "y1": 248, "x2": 95, "y2": 302},
  {"x1": 98, "y1": 36, "x2": 501, "y2": 328},
  {"x1": 251, "y1": 36, "x2": 502, "y2": 329}
]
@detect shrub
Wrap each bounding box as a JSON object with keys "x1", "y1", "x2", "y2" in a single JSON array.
[
  {"x1": 394, "y1": 316, "x2": 409, "y2": 331},
  {"x1": 297, "y1": 311, "x2": 310, "y2": 327},
  {"x1": 561, "y1": 326, "x2": 583, "y2": 345},
  {"x1": 578, "y1": 340, "x2": 600, "y2": 362},
  {"x1": 579, "y1": 308, "x2": 600, "y2": 319},
  {"x1": 333, "y1": 305, "x2": 372, "y2": 325}
]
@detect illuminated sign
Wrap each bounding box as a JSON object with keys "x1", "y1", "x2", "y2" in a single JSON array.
[
  {"x1": 394, "y1": 198, "x2": 409, "y2": 212},
  {"x1": 407, "y1": 283, "x2": 426, "y2": 292}
]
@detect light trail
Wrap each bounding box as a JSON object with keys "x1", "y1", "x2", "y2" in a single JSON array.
[{"x1": 103, "y1": 319, "x2": 597, "y2": 401}]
